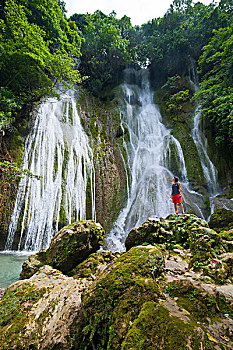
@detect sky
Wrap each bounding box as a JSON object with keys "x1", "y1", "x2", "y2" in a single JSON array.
[{"x1": 64, "y1": 0, "x2": 218, "y2": 26}]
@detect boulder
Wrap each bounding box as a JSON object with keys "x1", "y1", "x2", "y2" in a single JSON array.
[
  {"x1": 20, "y1": 249, "x2": 47, "y2": 279},
  {"x1": 21, "y1": 220, "x2": 105, "y2": 278},
  {"x1": 1, "y1": 243, "x2": 233, "y2": 349},
  {"x1": 0, "y1": 265, "x2": 90, "y2": 350},
  {"x1": 125, "y1": 214, "x2": 209, "y2": 251},
  {"x1": 46, "y1": 221, "x2": 105, "y2": 273},
  {"x1": 74, "y1": 245, "x2": 165, "y2": 350},
  {"x1": 209, "y1": 209, "x2": 233, "y2": 231}
]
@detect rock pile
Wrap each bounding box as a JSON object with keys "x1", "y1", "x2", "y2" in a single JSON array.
[{"x1": 0, "y1": 214, "x2": 232, "y2": 349}]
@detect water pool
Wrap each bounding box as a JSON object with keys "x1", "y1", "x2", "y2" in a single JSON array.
[{"x1": 0, "y1": 252, "x2": 29, "y2": 289}]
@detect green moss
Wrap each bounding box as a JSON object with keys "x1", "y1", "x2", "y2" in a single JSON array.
[
  {"x1": 0, "y1": 283, "x2": 46, "y2": 348},
  {"x1": 209, "y1": 209, "x2": 233, "y2": 232},
  {"x1": 74, "y1": 247, "x2": 164, "y2": 349},
  {"x1": 122, "y1": 302, "x2": 212, "y2": 350},
  {"x1": 90, "y1": 116, "x2": 98, "y2": 140},
  {"x1": 165, "y1": 280, "x2": 233, "y2": 320},
  {"x1": 69, "y1": 251, "x2": 120, "y2": 278}
]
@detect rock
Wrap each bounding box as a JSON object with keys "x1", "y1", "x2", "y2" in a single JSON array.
[
  {"x1": 1, "y1": 239, "x2": 233, "y2": 349},
  {"x1": 75, "y1": 246, "x2": 165, "y2": 349},
  {"x1": 21, "y1": 221, "x2": 105, "y2": 278},
  {"x1": 0, "y1": 265, "x2": 90, "y2": 350},
  {"x1": 46, "y1": 221, "x2": 105, "y2": 273},
  {"x1": 69, "y1": 250, "x2": 121, "y2": 279},
  {"x1": 125, "y1": 214, "x2": 209, "y2": 251},
  {"x1": 209, "y1": 209, "x2": 233, "y2": 231},
  {"x1": 20, "y1": 249, "x2": 47, "y2": 279}
]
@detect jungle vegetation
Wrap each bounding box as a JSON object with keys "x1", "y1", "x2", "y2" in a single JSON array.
[{"x1": 0, "y1": 0, "x2": 232, "y2": 150}]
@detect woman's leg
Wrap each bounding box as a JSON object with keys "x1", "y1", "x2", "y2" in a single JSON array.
[
  {"x1": 180, "y1": 203, "x2": 185, "y2": 214},
  {"x1": 174, "y1": 203, "x2": 178, "y2": 214}
]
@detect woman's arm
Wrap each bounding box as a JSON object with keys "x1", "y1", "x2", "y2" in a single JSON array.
[{"x1": 178, "y1": 182, "x2": 182, "y2": 193}]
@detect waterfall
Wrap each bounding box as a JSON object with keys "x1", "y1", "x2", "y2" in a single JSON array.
[
  {"x1": 190, "y1": 60, "x2": 219, "y2": 195},
  {"x1": 5, "y1": 92, "x2": 95, "y2": 252},
  {"x1": 192, "y1": 109, "x2": 218, "y2": 195},
  {"x1": 106, "y1": 69, "x2": 189, "y2": 251}
]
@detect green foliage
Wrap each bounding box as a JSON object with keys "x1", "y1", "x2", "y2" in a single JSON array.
[
  {"x1": 71, "y1": 11, "x2": 136, "y2": 95},
  {"x1": 137, "y1": 0, "x2": 230, "y2": 85},
  {"x1": 0, "y1": 0, "x2": 82, "y2": 130},
  {"x1": 0, "y1": 160, "x2": 41, "y2": 186},
  {"x1": 0, "y1": 87, "x2": 21, "y2": 131},
  {"x1": 196, "y1": 24, "x2": 233, "y2": 149}
]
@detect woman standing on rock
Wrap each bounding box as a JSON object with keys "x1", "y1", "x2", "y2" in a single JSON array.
[{"x1": 171, "y1": 176, "x2": 185, "y2": 215}]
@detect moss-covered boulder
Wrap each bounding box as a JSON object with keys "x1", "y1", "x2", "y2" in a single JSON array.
[
  {"x1": 121, "y1": 302, "x2": 211, "y2": 349},
  {"x1": 21, "y1": 220, "x2": 105, "y2": 278},
  {"x1": 73, "y1": 246, "x2": 165, "y2": 349},
  {"x1": 46, "y1": 221, "x2": 105, "y2": 273},
  {"x1": 209, "y1": 209, "x2": 233, "y2": 232},
  {"x1": 125, "y1": 214, "x2": 209, "y2": 251},
  {"x1": 1, "y1": 243, "x2": 233, "y2": 349}
]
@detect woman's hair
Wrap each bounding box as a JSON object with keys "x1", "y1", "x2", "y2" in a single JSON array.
[{"x1": 174, "y1": 176, "x2": 179, "y2": 183}]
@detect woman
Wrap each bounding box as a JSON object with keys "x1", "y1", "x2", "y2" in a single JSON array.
[{"x1": 171, "y1": 176, "x2": 185, "y2": 214}]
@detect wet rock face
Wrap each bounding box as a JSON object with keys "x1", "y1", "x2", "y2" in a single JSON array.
[
  {"x1": 209, "y1": 208, "x2": 233, "y2": 231},
  {"x1": 21, "y1": 221, "x2": 105, "y2": 278}
]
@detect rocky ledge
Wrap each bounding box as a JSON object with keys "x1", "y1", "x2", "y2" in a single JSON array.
[{"x1": 0, "y1": 214, "x2": 232, "y2": 349}]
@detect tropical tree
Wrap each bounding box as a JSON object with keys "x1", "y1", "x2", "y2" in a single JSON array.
[{"x1": 196, "y1": 24, "x2": 233, "y2": 148}]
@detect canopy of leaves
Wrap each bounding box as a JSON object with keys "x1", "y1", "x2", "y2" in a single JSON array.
[
  {"x1": 196, "y1": 24, "x2": 233, "y2": 149},
  {"x1": 137, "y1": 0, "x2": 231, "y2": 87},
  {"x1": 0, "y1": 0, "x2": 81, "y2": 129},
  {"x1": 71, "y1": 11, "x2": 137, "y2": 95}
]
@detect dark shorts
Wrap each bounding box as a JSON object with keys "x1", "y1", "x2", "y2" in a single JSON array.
[{"x1": 172, "y1": 194, "x2": 181, "y2": 204}]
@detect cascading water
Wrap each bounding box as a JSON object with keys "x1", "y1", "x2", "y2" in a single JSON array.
[
  {"x1": 106, "y1": 69, "x2": 189, "y2": 251},
  {"x1": 192, "y1": 109, "x2": 218, "y2": 195},
  {"x1": 189, "y1": 64, "x2": 219, "y2": 196},
  {"x1": 5, "y1": 92, "x2": 95, "y2": 252}
]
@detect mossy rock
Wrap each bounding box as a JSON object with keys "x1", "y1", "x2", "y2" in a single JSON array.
[
  {"x1": 69, "y1": 250, "x2": 121, "y2": 279},
  {"x1": 0, "y1": 265, "x2": 87, "y2": 349},
  {"x1": 21, "y1": 221, "x2": 105, "y2": 277},
  {"x1": 209, "y1": 209, "x2": 233, "y2": 231},
  {"x1": 125, "y1": 214, "x2": 209, "y2": 251},
  {"x1": 46, "y1": 221, "x2": 105, "y2": 273},
  {"x1": 121, "y1": 302, "x2": 211, "y2": 350},
  {"x1": 73, "y1": 246, "x2": 165, "y2": 349},
  {"x1": 0, "y1": 280, "x2": 46, "y2": 349},
  {"x1": 20, "y1": 249, "x2": 47, "y2": 279},
  {"x1": 167, "y1": 278, "x2": 232, "y2": 315}
]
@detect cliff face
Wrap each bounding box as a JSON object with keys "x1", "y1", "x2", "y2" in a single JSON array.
[
  {"x1": 0, "y1": 133, "x2": 25, "y2": 249},
  {"x1": 77, "y1": 88, "x2": 128, "y2": 233}
]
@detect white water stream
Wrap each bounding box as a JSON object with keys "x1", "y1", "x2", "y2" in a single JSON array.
[
  {"x1": 192, "y1": 109, "x2": 218, "y2": 195},
  {"x1": 5, "y1": 92, "x2": 95, "y2": 252},
  {"x1": 106, "y1": 70, "x2": 189, "y2": 251}
]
